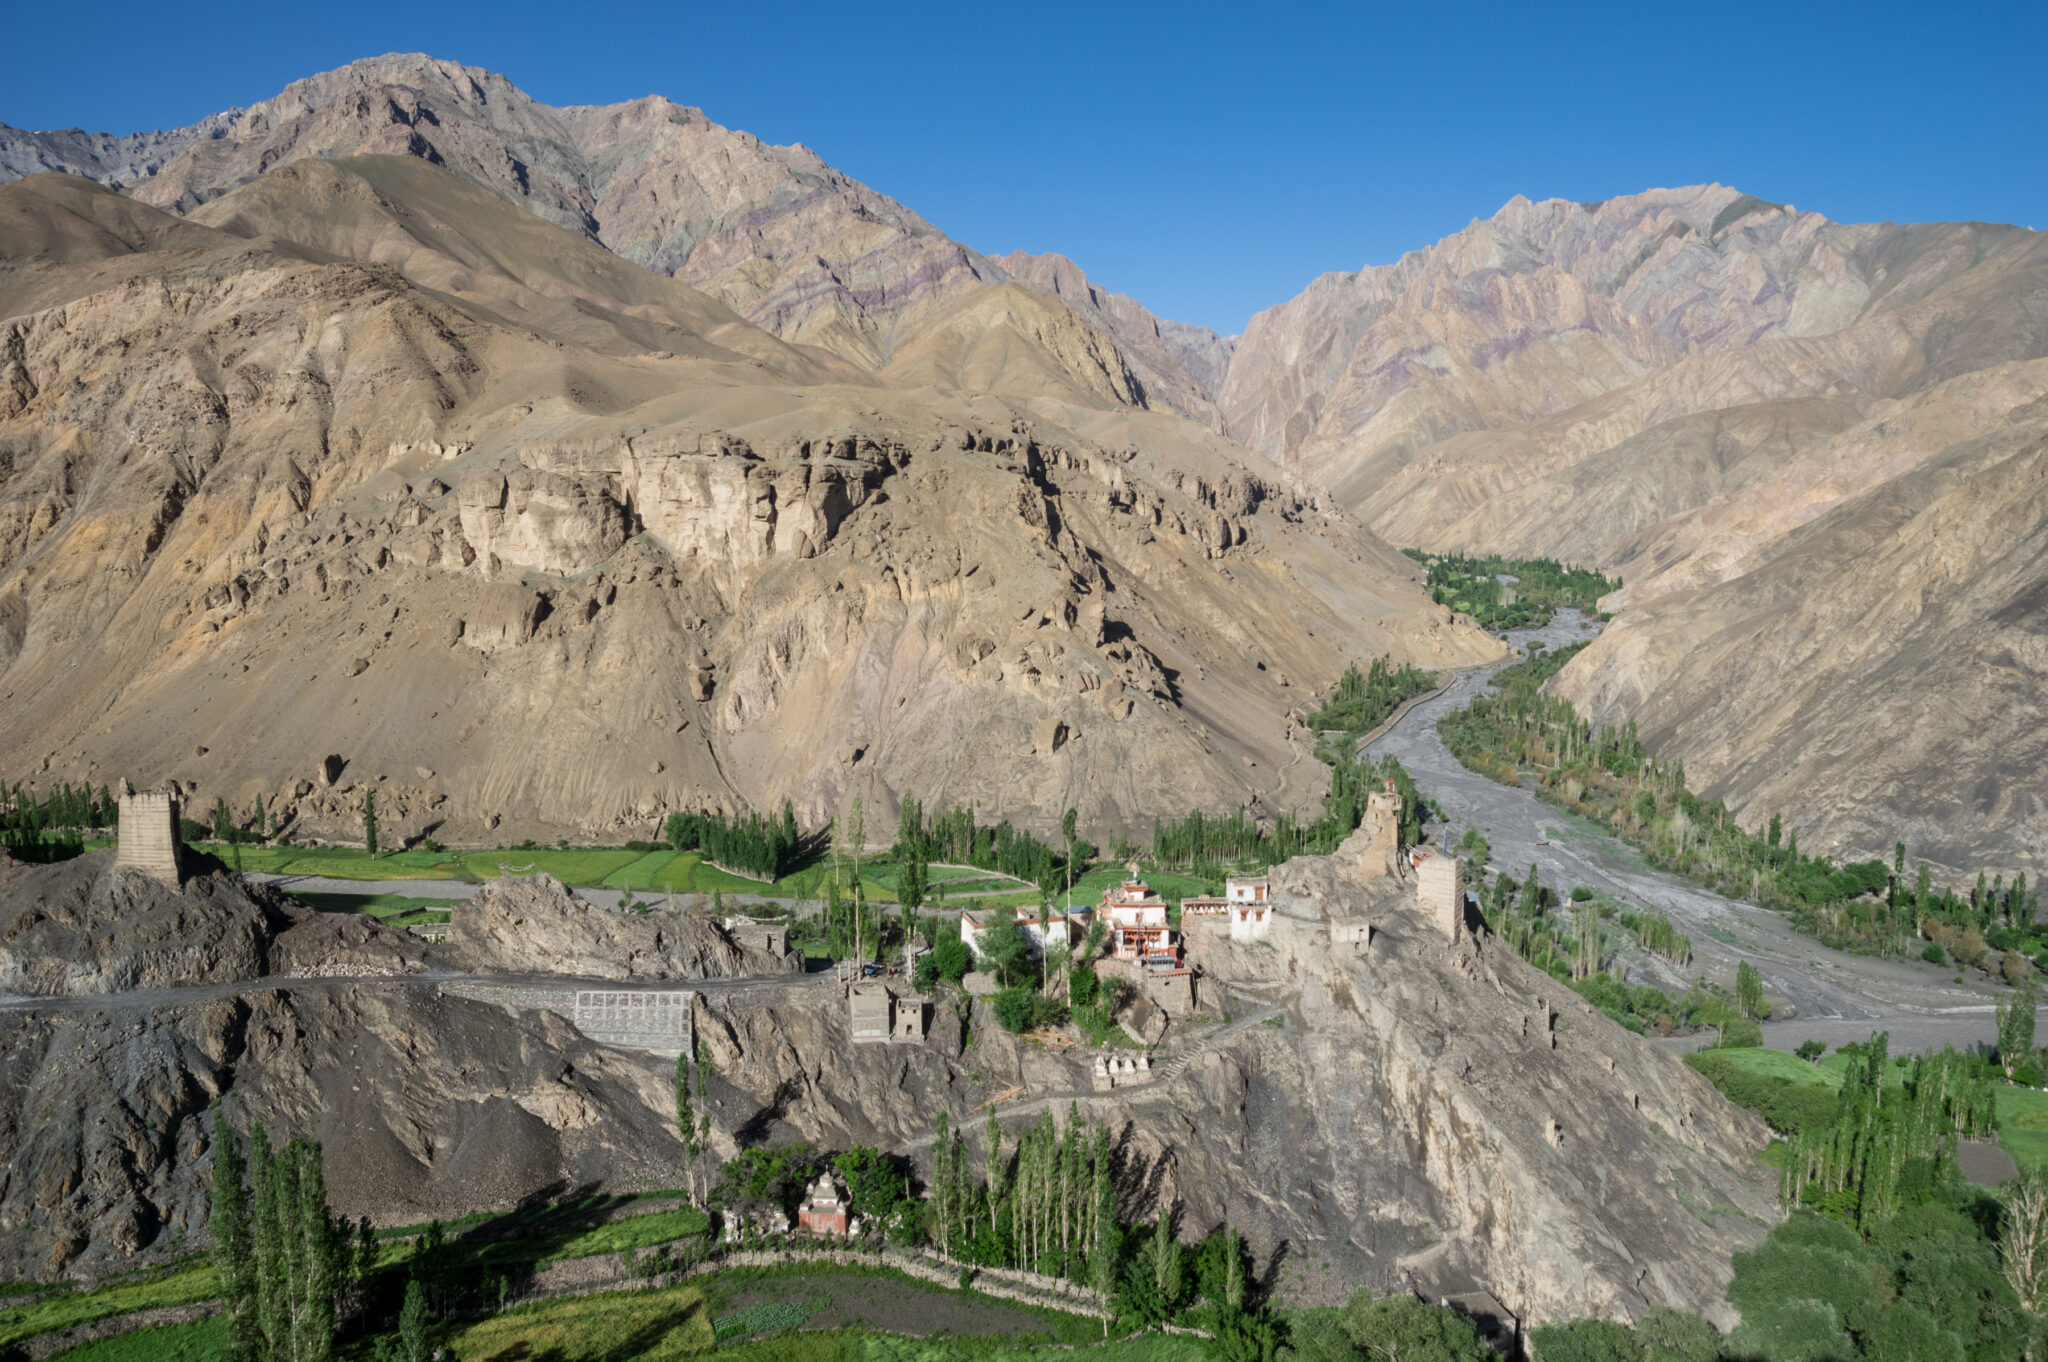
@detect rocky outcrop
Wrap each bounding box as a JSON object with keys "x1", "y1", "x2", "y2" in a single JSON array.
[
  {"x1": 440, "y1": 873, "x2": 794, "y2": 979},
  {"x1": 0, "y1": 850, "x2": 418, "y2": 996},
  {"x1": 686, "y1": 840, "x2": 1775, "y2": 1327},
  {"x1": 0, "y1": 982, "x2": 684, "y2": 1280}
]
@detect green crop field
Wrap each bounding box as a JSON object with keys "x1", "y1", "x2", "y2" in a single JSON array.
[
  {"x1": 0, "y1": 1263, "x2": 217, "y2": 1350},
  {"x1": 295, "y1": 892, "x2": 462, "y2": 920},
  {"x1": 604, "y1": 850, "x2": 688, "y2": 889},
  {"x1": 45, "y1": 1316, "x2": 223, "y2": 1362},
  {"x1": 189, "y1": 844, "x2": 462, "y2": 881},
  {"x1": 459, "y1": 848, "x2": 642, "y2": 885},
  {"x1": 447, "y1": 1285, "x2": 714, "y2": 1362}
]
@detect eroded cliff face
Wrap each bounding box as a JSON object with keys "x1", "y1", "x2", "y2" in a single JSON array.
[
  {"x1": 0, "y1": 850, "x2": 419, "y2": 997},
  {"x1": 0, "y1": 982, "x2": 687, "y2": 1279},
  {"x1": 0, "y1": 166, "x2": 1496, "y2": 847},
  {"x1": 442, "y1": 873, "x2": 796, "y2": 979}
]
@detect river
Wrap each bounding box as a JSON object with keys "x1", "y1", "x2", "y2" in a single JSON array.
[{"x1": 1361, "y1": 610, "x2": 2036, "y2": 1057}]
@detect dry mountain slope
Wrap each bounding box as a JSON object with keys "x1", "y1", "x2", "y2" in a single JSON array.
[
  {"x1": 1224, "y1": 184, "x2": 2048, "y2": 872},
  {"x1": 0, "y1": 164, "x2": 1497, "y2": 848}
]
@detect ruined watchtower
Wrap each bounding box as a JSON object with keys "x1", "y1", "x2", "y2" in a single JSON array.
[
  {"x1": 1418, "y1": 852, "x2": 1464, "y2": 941},
  {"x1": 115, "y1": 784, "x2": 183, "y2": 885}
]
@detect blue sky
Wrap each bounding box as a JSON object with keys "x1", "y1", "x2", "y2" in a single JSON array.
[{"x1": 6, "y1": 0, "x2": 2043, "y2": 334}]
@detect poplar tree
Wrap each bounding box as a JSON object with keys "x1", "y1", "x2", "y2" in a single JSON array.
[
  {"x1": 931, "y1": 1112, "x2": 953, "y2": 1258},
  {"x1": 1999, "y1": 983, "x2": 2037, "y2": 1077},
  {"x1": 210, "y1": 1112, "x2": 261, "y2": 1362},
  {"x1": 985, "y1": 1110, "x2": 1007, "y2": 1245},
  {"x1": 1737, "y1": 962, "x2": 1765, "y2": 1020},
  {"x1": 363, "y1": 793, "x2": 378, "y2": 858},
  {"x1": 1151, "y1": 1203, "x2": 1183, "y2": 1313}
]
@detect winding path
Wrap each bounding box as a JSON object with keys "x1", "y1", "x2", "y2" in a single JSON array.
[{"x1": 1361, "y1": 611, "x2": 2039, "y2": 1056}]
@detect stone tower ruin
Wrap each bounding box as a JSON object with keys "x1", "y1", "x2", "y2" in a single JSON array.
[
  {"x1": 1418, "y1": 853, "x2": 1463, "y2": 941},
  {"x1": 115, "y1": 785, "x2": 183, "y2": 885}
]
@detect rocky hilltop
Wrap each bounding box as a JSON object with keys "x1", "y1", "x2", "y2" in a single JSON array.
[
  {"x1": 0, "y1": 845, "x2": 1774, "y2": 1323},
  {"x1": 0, "y1": 849, "x2": 419, "y2": 995},
  {"x1": 0, "y1": 163, "x2": 1495, "y2": 844}
]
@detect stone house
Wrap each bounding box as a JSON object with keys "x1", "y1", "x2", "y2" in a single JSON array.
[
  {"x1": 724, "y1": 917, "x2": 790, "y2": 957},
  {"x1": 848, "y1": 981, "x2": 927, "y2": 1044}
]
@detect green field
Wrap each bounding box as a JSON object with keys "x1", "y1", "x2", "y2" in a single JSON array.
[
  {"x1": 0, "y1": 1263, "x2": 217, "y2": 1350},
  {"x1": 461, "y1": 848, "x2": 643, "y2": 884},
  {"x1": 295, "y1": 892, "x2": 462, "y2": 923},
  {"x1": 448, "y1": 1286, "x2": 714, "y2": 1362},
  {"x1": 189, "y1": 843, "x2": 461, "y2": 881},
  {"x1": 46, "y1": 1316, "x2": 223, "y2": 1362},
  {"x1": 1997, "y1": 1085, "x2": 2048, "y2": 1170},
  {"x1": 604, "y1": 850, "x2": 689, "y2": 889}
]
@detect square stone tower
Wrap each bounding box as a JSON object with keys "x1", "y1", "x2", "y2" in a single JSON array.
[
  {"x1": 1418, "y1": 853, "x2": 1463, "y2": 941},
  {"x1": 116, "y1": 786, "x2": 183, "y2": 885}
]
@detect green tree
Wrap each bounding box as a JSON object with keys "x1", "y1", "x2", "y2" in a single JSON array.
[
  {"x1": 213, "y1": 796, "x2": 234, "y2": 844},
  {"x1": 1737, "y1": 961, "x2": 1767, "y2": 1020},
  {"x1": 363, "y1": 793, "x2": 378, "y2": 858},
  {"x1": 832, "y1": 1146, "x2": 908, "y2": 1221},
  {"x1": 397, "y1": 1278, "x2": 430, "y2": 1362},
  {"x1": 978, "y1": 918, "x2": 1031, "y2": 987},
  {"x1": 1796, "y1": 1040, "x2": 1828, "y2": 1063},
  {"x1": 1311, "y1": 1290, "x2": 1491, "y2": 1362},
  {"x1": 210, "y1": 1112, "x2": 261, "y2": 1362},
  {"x1": 1636, "y1": 1308, "x2": 1719, "y2": 1362},
  {"x1": 1151, "y1": 1204, "x2": 1183, "y2": 1315},
  {"x1": 1998, "y1": 982, "x2": 2037, "y2": 1077},
  {"x1": 1529, "y1": 1318, "x2": 1643, "y2": 1362}
]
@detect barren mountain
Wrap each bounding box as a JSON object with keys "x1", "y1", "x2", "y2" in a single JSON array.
[
  {"x1": 0, "y1": 164, "x2": 1494, "y2": 846},
  {"x1": 1222, "y1": 185, "x2": 2048, "y2": 871},
  {"x1": 995, "y1": 250, "x2": 1236, "y2": 420}
]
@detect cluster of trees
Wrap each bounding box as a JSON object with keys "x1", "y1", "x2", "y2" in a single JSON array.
[
  {"x1": 1401, "y1": 549, "x2": 1618, "y2": 631},
  {"x1": 1719, "y1": 1184, "x2": 2037, "y2": 1361},
  {"x1": 711, "y1": 1140, "x2": 910, "y2": 1234},
  {"x1": 664, "y1": 803, "x2": 800, "y2": 880},
  {"x1": 209, "y1": 1112, "x2": 375, "y2": 1362},
  {"x1": 1442, "y1": 646, "x2": 2042, "y2": 975},
  {"x1": 1774, "y1": 1034, "x2": 1997, "y2": 1228},
  {"x1": 1303, "y1": 656, "x2": 1440, "y2": 737},
  {"x1": 1478, "y1": 863, "x2": 1739, "y2": 1038},
  {"x1": 1148, "y1": 753, "x2": 1424, "y2": 875},
  {"x1": 0, "y1": 780, "x2": 109, "y2": 860}
]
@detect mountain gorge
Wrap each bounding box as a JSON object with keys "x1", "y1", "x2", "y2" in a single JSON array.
[{"x1": 3, "y1": 54, "x2": 2044, "y2": 869}]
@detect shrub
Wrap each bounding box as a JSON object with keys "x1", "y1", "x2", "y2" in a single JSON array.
[
  {"x1": 1570, "y1": 886, "x2": 1595, "y2": 902},
  {"x1": 1069, "y1": 963, "x2": 1099, "y2": 1007},
  {"x1": 992, "y1": 988, "x2": 1034, "y2": 1033},
  {"x1": 1923, "y1": 944, "x2": 1947, "y2": 964},
  {"x1": 1718, "y1": 1018, "x2": 1765, "y2": 1048}
]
